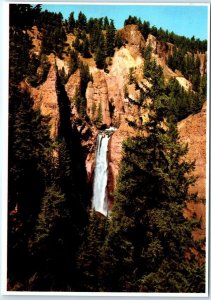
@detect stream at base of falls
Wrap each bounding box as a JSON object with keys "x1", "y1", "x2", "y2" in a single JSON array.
[{"x1": 92, "y1": 127, "x2": 116, "y2": 216}]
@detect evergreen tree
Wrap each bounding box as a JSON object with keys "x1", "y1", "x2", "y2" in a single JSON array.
[
  {"x1": 106, "y1": 19, "x2": 116, "y2": 57},
  {"x1": 8, "y1": 90, "x2": 53, "y2": 290},
  {"x1": 81, "y1": 36, "x2": 91, "y2": 58},
  {"x1": 95, "y1": 33, "x2": 106, "y2": 69},
  {"x1": 68, "y1": 12, "x2": 75, "y2": 33},
  {"x1": 39, "y1": 11, "x2": 66, "y2": 57},
  {"x1": 77, "y1": 11, "x2": 87, "y2": 32},
  {"x1": 10, "y1": 4, "x2": 41, "y2": 28},
  {"x1": 76, "y1": 211, "x2": 108, "y2": 291},
  {"x1": 115, "y1": 31, "x2": 124, "y2": 49},
  {"x1": 68, "y1": 49, "x2": 79, "y2": 75},
  {"x1": 30, "y1": 185, "x2": 77, "y2": 291},
  {"x1": 103, "y1": 16, "x2": 109, "y2": 30}
]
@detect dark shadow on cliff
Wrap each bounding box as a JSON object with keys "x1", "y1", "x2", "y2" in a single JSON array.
[{"x1": 52, "y1": 69, "x2": 89, "y2": 290}]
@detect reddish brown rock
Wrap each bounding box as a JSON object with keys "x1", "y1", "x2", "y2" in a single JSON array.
[
  {"x1": 146, "y1": 34, "x2": 174, "y2": 60},
  {"x1": 120, "y1": 24, "x2": 146, "y2": 51},
  {"x1": 178, "y1": 102, "x2": 206, "y2": 240},
  {"x1": 86, "y1": 70, "x2": 111, "y2": 127},
  {"x1": 65, "y1": 69, "x2": 81, "y2": 118},
  {"x1": 30, "y1": 65, "x2": 59, "y2": 139},
  {"x1": 196, "y1": 52, "x2": 207, "y2": 75},
  {"x1": 65, "y1": 69, "x2": 81, "y2": 100},
  {"x1": 109, "y1": 123, "x2": 136, "y2": 189},
  {"x1": 178, "y1": 102, "x2": 206, "y2": 199}
]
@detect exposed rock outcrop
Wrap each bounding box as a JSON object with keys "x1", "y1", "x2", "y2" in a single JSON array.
[
  {"x1": 178, "y1": 102, "x2": 206, "y2": 240},
  {"x1": 30, "y1": 65, "x2": 59, "y2": 138},
  {"x1": 86, "y1": 70, "x2": 111, "y2": 127},
  {"x1": 146, "y1": 34, "x2": 174, "y2": 60},
  {"x1": 120, "y1": 24, "x2": 146, "y2": 51},
  {"x1": 178, "y1": 102, "x2": 206, "y2": 199},
  {"x1": 196, "y1": 52, "x2": 207, "y2": 75}
]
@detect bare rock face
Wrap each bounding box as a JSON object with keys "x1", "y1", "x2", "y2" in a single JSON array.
[
  {"x1": 120, "y1": 24, "x2": 145, "y2": 51},
  {"x1": 108, "y1": 123, "x2": 136, "y2": 199},
  {"x1": 178, "y1": 102, "x2": 206, "y2": 240},
  {"x1": 31, "y1": 65, "x2": 59, "y2": 139},
  {"x1": 196, "y1": 52, "x2": 207, "y2": 75},
  {"x1": 105, "y1": 74, "x2": 124, "y2": 126},
  {"x1": 110, "y1": 47, "x2": 144, "y2": 88},
  {"x1": 86, "y1": 70, "x2": 111, "y2": 127},
  {"x1": 178, "y1": 102, "x2": 206, "y2": 199},
  {"x1": 65, "y1": 69, "x2": 81, "y2": 118},
  {"x1": 146, "y1": 34, "x2": 174, "y2": 60},
  {"x1": 65, "y1": 69, "x2": 81, "y2": 100}
]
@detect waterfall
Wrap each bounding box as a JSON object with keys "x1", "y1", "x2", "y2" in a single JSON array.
[{"x1": 92, "y1": 128, "x2": 116, "y2": 216}]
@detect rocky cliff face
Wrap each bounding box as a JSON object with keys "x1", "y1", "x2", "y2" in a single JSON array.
[
  {"x1": 120, "y1": 24, "x2": 146, "y2": 51},
  {"x1": 30, "y1": 64, "x2": 59, "y2": 139},
  {"x1": 178, "y1": 102, "x2": 206, "y2": 200},
  {"x1": 178, "y1": 102, "x2": 206, "y2": 240},
  {"x1": 146, "y1": 34, "x2": 174, "y2": 60}
]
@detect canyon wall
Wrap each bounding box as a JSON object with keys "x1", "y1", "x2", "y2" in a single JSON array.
[{"x1": 25, "y1": 24, "x2": 207, "y2": 229}]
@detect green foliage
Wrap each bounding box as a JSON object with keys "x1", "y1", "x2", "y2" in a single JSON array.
[
  {"x1": 72, "y1": 36, "x2": 81, "y2": 51},
  {"x1": 27, "y1": 54, "x2": 51, "y2": 87},
  {"x1": 68, "y1": 12, "x2": 75, "y2": 33},
  {"x1": 74, "y1": 88, "x2": 87, "y2": 118},
  {"x1": 77, "y1": 11, "x2": 87, "y2": 32},
  {"x1": 31, "y1": 182, "x2": 82, "y2": 291},
  {"x1": 103, "y1": 16, "x2": 109, "y2": 30},
  {"x1": 129, "y1": 67, "x2": 135, "y2": 84},
  {"x1": 141, "y1": 45, "x2": 152, "y2": 60},
  {"x1": 139, "y1": 21, "x2": 151, "y2": 40},
  {"x1": 101, "y1": 101, "x2": 204, "y2": 293},
  {"x1": 73, "y1": 63, "x2": 92, "y2": 118},
  {"x1": 9, "y1": 27, "x2": 32, "y2": 86},
  {"x1": 80, "y1": 63, "x2": 93, "y2": 97},
  {"x1": 58, "y1": 67, "x2": 69, "y2": 85},
  {"x1": 115, "y1": 31, "x2": 124, "y2": 49},
  {"x1": 39, "y1": 10, "x2": 66, "y2": 57},
  {"x1": 76, "y1": 211, "x2": 108, "y2": 291},
  {"x1": 34, "y1": 186, "x2": 66, "y2": 245},
  {"x1": 143, "y1": 59, "x2": 165, "y2": 101},
  {"x1": 9, "y1": 4, "x2": 41, "y2": 28},
  {"x1": 167, "y1": 51, "x2": 205, "y2": 96},
  {"x1": 105, "y1": 19, "x2": 116, "y2": 57},
  {"x1": 143, "y1": 53, "x2": 205, "y2": 121},
  {"x1": 8, "y1": 89, "x2": 53, "y2": 289},
  {"x1": 68, "y1": 49, "x2": 79, "y2": 75},
  {"x1": 95, "y1": 102, "x2": 103, "y2": 125},
  {"x1": 95, "y1": 42, "x2": 107, "y2": 69},
  {"x1": 81, "y1": 36, "x2": 91, "y2": 58},
  {"x1": 124, "y1": 15, "x2": 141, "y2": 27},
  {"x1": 91, "y1": 102, "x2": 97, "y2": 116},
  {"x1": 165, "y1": 77, "x2": 204, "y2": 121},
  {"x1": 98, "y1": 53, "x2": 205, "y2": 292}
]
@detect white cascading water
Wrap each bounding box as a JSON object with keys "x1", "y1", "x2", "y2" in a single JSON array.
[{"x1": 92, "y1": 128, "x2": 116, "y2": 216}]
